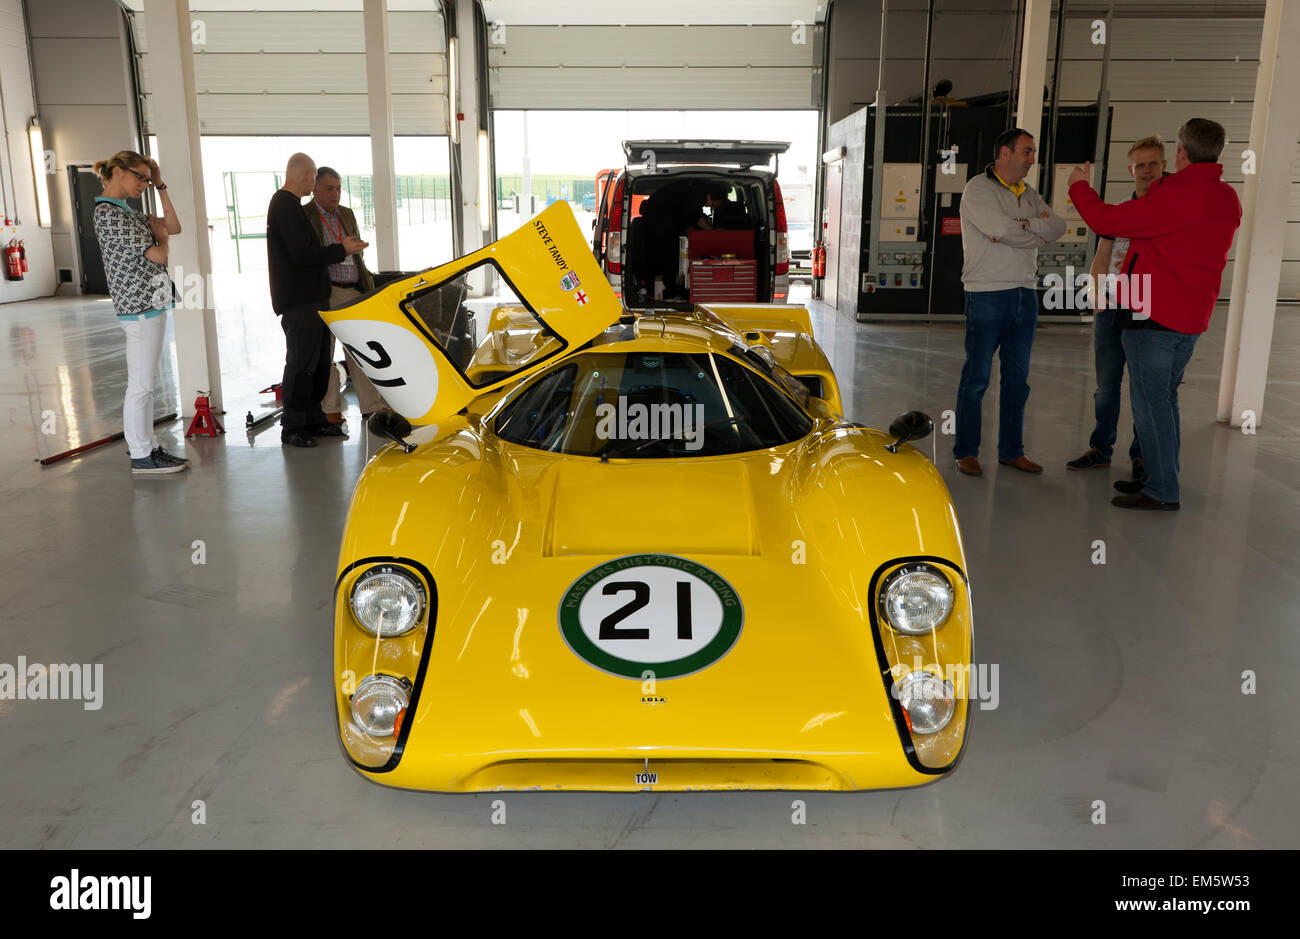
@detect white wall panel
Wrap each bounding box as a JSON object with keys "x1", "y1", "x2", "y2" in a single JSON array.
[
  {"x1": 131, "y1": 7, "x2": 447, "y2": 135},
  {"x1": 489, "y1": 25, "x2": 812, "y2": 68},
  {"x1": 1052, "y1": 15, "x2": 1264, "y2": 59},
  {"x1": 492, "y1": 66, "x2": 814, "y2": 110},
  {"x1": 192, "y1": 52, "x2": 444, "y2": 96},
  {"x1": 186, "y1": 93, "x2": 447, "y2": 135},
  {"x1": 489, "y1": 24, "x2": 817, "y2": 108},
  {"x1": 1059, "y1": 59, "x2": 1261, "y2": 102},
  {"x1": 1107, "y1": 102, "x2": 1253, "y2": 143},
  {"x1": 481, "y1": 0, "x2": 824, "y2": 27}
]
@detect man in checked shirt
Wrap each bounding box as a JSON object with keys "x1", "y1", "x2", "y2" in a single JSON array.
[{"x1": 304, "y1": 166, "x2": 387, "y2": 422}]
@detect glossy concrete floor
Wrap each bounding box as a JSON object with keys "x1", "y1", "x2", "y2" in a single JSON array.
[{"x1": 1, "y1": 276, "x2": 1297, "y2": 849}]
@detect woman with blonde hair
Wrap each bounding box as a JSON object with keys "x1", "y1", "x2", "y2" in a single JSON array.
[{"x1": 92, "y1": 150, "x2": 189, "y2": 475}]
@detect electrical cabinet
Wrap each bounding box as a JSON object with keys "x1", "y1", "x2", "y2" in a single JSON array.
[
  {"x1": 833, "y1": 101, "x2": 1109, "y2": 321},
  {"x1": 880, "y1": 163, "x2": 922, "y2": 240}
]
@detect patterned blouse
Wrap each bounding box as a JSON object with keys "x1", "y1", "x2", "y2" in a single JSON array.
[{"x1": 92, "y1": 197, "x2": 175, "y2": 319}]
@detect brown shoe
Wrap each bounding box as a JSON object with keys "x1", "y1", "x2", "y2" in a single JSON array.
[
  {"x1": 955, "y1": 457, "x2": 982, "y2": 476},
  {"x1": 1112, "y1": 492, "x2": 1179, "y2": 511},
  {"x1": 325, "y1": 412, "x2": 345, "y2": 425},
  {"x1": 998, "y1": 455, "x2": 1044, "y2": 473}
]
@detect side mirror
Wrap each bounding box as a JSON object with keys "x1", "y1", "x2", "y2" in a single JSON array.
[
  {"x1": 368, "y1": 409, "x2": 416, "y2": 454},
  {"x1": 885, "y1": 410, "x2": 933, "y2": 454}
]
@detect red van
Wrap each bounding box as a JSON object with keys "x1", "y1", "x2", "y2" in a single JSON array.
[{"x1": 591, "y1": 140, "x2": 792, "y2": 305}]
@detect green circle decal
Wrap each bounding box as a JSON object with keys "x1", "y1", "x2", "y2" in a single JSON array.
[{"x1": 558, "y1": 554, "x2": 744, "y2": 679}]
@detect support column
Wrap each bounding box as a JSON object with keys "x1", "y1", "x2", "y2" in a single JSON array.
[
  {"x1": 1014, "y1": 0, "x2": 1051, "y2": 189},
  {"x1": 363, "y1": 0, "x2": 398, "y2": 271},
  {"x1": 141, "y1": 0, "x2": 221, "y2": 413},
  {"x1": 1216, "y1": 0, "x2": 1300, "y2": 427},
  {"x1": 451, "y1": 0, "x2": 486, "y2": 264}
]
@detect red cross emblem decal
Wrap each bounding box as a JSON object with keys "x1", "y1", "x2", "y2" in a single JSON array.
[{"x1": 573, "y1": 290, "x2": 588, "y2": 305}]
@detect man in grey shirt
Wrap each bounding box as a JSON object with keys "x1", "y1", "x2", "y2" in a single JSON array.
[{"x1": 953, "y1": 128, "x2": 1066, "y2": 476}]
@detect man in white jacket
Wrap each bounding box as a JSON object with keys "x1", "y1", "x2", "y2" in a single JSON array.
[{"x1": 953, "y1": 128, "x2": 1066, "y2": 476}]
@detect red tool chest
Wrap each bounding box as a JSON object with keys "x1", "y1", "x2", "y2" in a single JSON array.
[
  {"x1": 686, "y1": 230, "x2": 757, "y2": 303},
  {"x1": 689, "y1": 259, "x2": 758, "y2": 303}
]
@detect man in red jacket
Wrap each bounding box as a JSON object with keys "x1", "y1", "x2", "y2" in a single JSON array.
[{"x1": 1067, "y1": 119, "x2": 1241, "y2": 510}]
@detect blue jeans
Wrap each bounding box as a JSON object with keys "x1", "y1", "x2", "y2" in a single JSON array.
[
  {"x1": 1122, "y1": 328, "x2": 1199, "y2": 503},
  {"x1": 1089, "y1": 308, "x2": 1141, "y2": 464},
  {"x1": 954, "y1": 287, "x2": 1037, "y2": 462}
]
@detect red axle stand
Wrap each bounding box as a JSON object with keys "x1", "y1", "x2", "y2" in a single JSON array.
[{"x1": 185, "y1": 392, "x2": 225, "y2": 438}]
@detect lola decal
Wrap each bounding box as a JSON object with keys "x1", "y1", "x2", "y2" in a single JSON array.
[{"x1": 559, "y1": 555, "x2": 743, "y2": 679}]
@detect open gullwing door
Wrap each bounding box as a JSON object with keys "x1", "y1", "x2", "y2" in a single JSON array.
[{"x1": 319, "y1": 201, "x2": 620, "y2": 426}]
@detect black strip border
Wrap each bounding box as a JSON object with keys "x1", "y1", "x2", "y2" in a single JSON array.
[
  {"x1": 866, "y1": 555, "x2": 974, "y2": 776},
  {"x1": 332, "y1": 556, "x2": 439, "y2": 775},
  {"x1": 397, "y1": 258, "x2": 573, "y2": 391}
]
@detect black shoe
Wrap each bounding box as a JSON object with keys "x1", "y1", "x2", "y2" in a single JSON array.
[
  {"x1": 1066, "y1": 448, "x2": 1110, "y2": 470},
  {"x1": 130, "y1": 453, "x2": 187, "y2": 475},
  {"x1": 310, "y1": 423, "x2": 346, "y2": 437},
  {"x1": 281, "y1": 431, "x2": 318, "y2": 448},
  {"x1": 151, "y1": 446, "x2": 190, "y2": 465},
  {"x1": 1113, "y1": 478, "x2": 1144, "y2": 494},
  {"x1": 1112, "y1": 492, "x2": 1179, "y2": 511}
]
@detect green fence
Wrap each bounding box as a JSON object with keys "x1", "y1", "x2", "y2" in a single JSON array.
[{"x1": 496, "y1": 175, "x2": 597, "y2": 208}]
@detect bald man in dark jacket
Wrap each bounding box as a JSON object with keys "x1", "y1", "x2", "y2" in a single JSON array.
[{"x1": 267, "y1": 152, "x2": 367, "y2": 447}]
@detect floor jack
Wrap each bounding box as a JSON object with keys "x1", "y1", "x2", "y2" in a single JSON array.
[
  {"x1": 245, "y1": 383, "x2": 283, "y2": 434},
  {"x1": 246, "y1": 363, "x2": 349, "y2": 435}
]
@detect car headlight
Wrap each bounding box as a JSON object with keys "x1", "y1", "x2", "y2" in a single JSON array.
[
  {"x1": 893, "y1": 671, "x2": 955, "y2": 735},
  {"x1": 878, "y1": 563, "x2": 953, "y2": 634},
  {"x1": 350, "y1": 566, "x2": 425, "y2": 637},
  {"x1": 350, "y1": 674, "x2": 411, "y2": 737}
]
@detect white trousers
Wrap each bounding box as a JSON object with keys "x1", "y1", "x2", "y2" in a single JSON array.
[{"x1": 119, "y1": 314, "x2": 167, "y2": 459}]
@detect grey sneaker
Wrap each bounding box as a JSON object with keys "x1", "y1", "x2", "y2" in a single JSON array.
[
  {"x1": 151, "y1": 446, "x2": 190, "y2": 465},
  {"x1": 130, "y1": 453, "x2": 187, "y2": 475}
]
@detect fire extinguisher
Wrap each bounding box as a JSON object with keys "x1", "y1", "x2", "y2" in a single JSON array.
[
  {"x1": 17, "y1": 239, "x2": 28, "y2": 274},
  {"x1": 4, "y1": 240, "x2": 22, "y2": 281},
  {"x1": 812, "y1": 241, "x2": 827, "y2": 279}
]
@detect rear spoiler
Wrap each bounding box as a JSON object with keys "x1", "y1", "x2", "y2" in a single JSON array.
[{"x1": 698, "y1": 304, "x2": 815, "y2": 339}]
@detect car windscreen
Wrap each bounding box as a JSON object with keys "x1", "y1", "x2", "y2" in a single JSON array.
[
  {"x1": 399, "y1": 261, "x2": 563, "y2": 388},
  {"x1": 494, "y1": 350, "x2": 814, "y2": 458}
]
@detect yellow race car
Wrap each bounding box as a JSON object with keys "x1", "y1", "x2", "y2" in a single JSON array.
[{"x1": 323, "y1": 202, "x2": 973, "y2": 792}]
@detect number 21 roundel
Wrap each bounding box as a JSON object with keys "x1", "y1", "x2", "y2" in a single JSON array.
[
  {"x1": 558, "y1": 555, "x2": 743, "y2": 679},
  {"x1": 328, "y1": 319, "x2": 440, "y2": 421}
]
